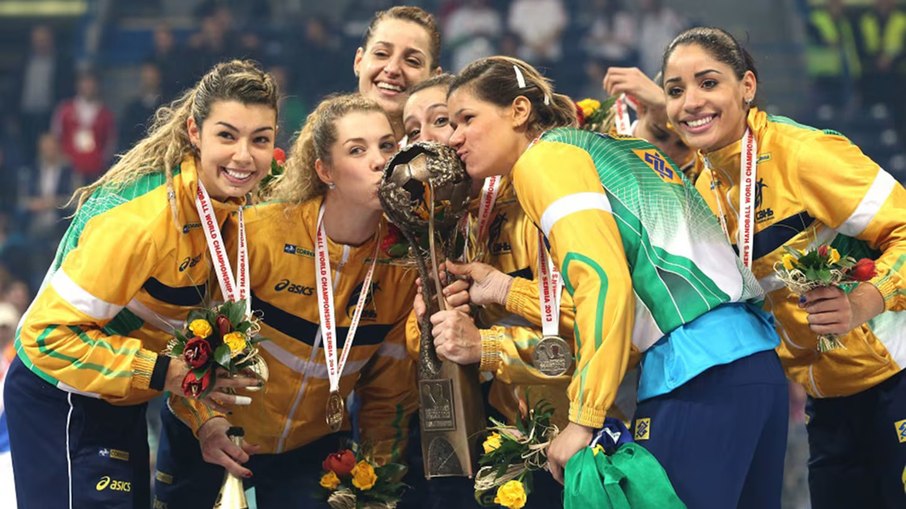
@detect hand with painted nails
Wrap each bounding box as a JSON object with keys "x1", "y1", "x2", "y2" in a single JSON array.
[
  {"x1": 800, "y1": 282, "x2": 884, "y2": 336},
  {"x1": 198, "y1": 417, "x2": 261, "y2": 478},
  {"x1": 164, "y1": 361, "x2": 258, "y2": 414}
]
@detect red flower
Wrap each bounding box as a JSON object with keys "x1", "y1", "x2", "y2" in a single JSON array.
[
  {"x1": 849, "y1": 258, "x2": 877, "y2": 281},
  {"x1": 322, "y1": 449, "x2": 356, "y2": 476},
  {"x1": 381, "y1": 224, "x2": 402, "y2": 254},
  {"x1": 273, "y1": 147, "x2": 286, "y2": 165},
  {"x1": 182, "y1": 370, "x2": 212, "y2": 398},
  {"x1": 574, "y1": 102, "x2": 585, "y2": 127},
  {"x1": 817, "y1": 245, "x2": 829, "y2": 257},
  {"x1": 183, "y1": 337, "x2": 212, "y2": 369},
  {"x1": 216, "y1": 314, "x2": 232, "y2": 336}
]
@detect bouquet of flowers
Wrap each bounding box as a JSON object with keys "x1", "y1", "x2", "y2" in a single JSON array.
[
  {"x1": 575, "y1": 97, "x2": 615, "y2": 133},
  {"x1": 774, "y1": 244, "x2": 877, "y2": 352},
  {"x1": 258, "y1": 147, "x2": 286, "y2": 197},
  {"x1": 473, "y1": 400, "x2": 559, "y2": 509},
  {"x1": 319, "y1": 445, "x2": 408, "y2": 509},
  {"x1": 165, "y1": 299, "x2": 268, "y2": 398}
]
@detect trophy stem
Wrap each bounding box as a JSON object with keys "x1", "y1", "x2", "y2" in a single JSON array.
[{"x1": 427, "y1": 187, "x2": 446, "y2": 312}]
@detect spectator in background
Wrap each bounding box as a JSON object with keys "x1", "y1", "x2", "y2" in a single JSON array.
[
  {"x1": 806, "y1": 0, "x2": 861, "y2": 110},
  {"x1": 268, "y1": 64, "x2": 307, "y2": 148},
  {"x1": 0, "y1": 148, "x2": 16, "y2": 219},
  {"x1": 16, "y1": 133, "x2": 74, "y2": 258},
  {"x1": 0, "y1": 302, "x2": 20, "y2": 509},
  {"x1": 149, "y1": 23, "x2": 189, "y2": 100},
  {"x1": 3, "y1": 280, "x2": 29, "y2": 318},
  {"x1": 119, "y1": 61, "x2": 165, "y2": 151},
  {"x1": 444, "y1": 0, "x2": 502, "y2": 72},
  {"x1": 579, "y1": 0, "x2": 637, "y2": 69},
  {"x1": 292, "y1": 16, "x2": 345, "y2": 108},
  {"x1": 15, "y1": 25, "x2": 72, "y2": 163},
  {"x1": 637, "y1": 0, "x2": 687, "y2": 77},
  {"x1": 52, "y1": 68, "x2": 116, "y2": 186},
  {"x1": 507, "y1": 0, "x2": 568, "y2": 65},
  {"x1": 857, "y1": 0, "x2": 906, "y2": 137}
]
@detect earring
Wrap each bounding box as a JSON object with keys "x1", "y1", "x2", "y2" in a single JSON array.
[{"x1": 327, "y1": 182, "x2": 336, "y2": 189}]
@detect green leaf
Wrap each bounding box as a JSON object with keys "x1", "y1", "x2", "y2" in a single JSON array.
[
  {"x1": 783, "y1": 245, "x2": 803, "y2": 258},
  {"x1": 214, "y1": 344, "x2": 232, "y2": 367},
  {"x1": 170, "y1": 342, "x2": 185, "y2": 356},
  {"x1": 187, "y1": 309, "x2": 208, "y2": 325},
  {"x1": 375, "y1": 463, "x2": 407, "y2": 484},
  {"x1": 237, "y1": 321, "x2": 252, "y2": 334},
  {"x1": 174, "y1": 329, "x2": 188, "y2": 343},
  {"x1": 817, "y1": 268, "x2": 831, "y2": 282}
]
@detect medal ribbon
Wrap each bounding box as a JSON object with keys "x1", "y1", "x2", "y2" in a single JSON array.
[
  {"x1": 737, "y1": 128, "x2": 757, "y2": 269},
  {"x1": 315, "y1": 206, "x2": 380, "y2": 394},
  {"x1": 537, "y1": 233, "x2": 563, "y2": 337},
  {"x1": 705, "y1": 128, "x2": 757, "y2": 270},
  {"x1": 612, "y1": 94, "x2": 633, "y2": 136},
  {"x1": 464, "y1": 176, "x2": 501, "y2": 261},
  {"x1": 194, "y1": 181, "x2": 249, "y2": 314}
]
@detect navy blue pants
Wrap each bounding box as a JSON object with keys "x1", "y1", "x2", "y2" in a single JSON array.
[
  {"x1": 631, "y1": 350, "x2": 789, "y2": 509},
  {"x1": 154, "y1": 405, "x2": 349, "y2": 509},
  {"x1": 806, "y1": 368, "x2": 906, "y2": 509},
  {"x1": 4, "y1": 357, "x2": 150, "y2": 509}
]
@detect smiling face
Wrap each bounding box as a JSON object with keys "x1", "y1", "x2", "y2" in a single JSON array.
[
  {"x1": 318, "y1": 111, "x2": 398, "y2": 212},
  {"x1": 354, "y1": 18, "x2": 436, "y2": 120},
  {"x1": 447, "y1": 87, "x2": 527, "y2": 180},
  {"x1": 403, "y1": 85, "x2": 453, "y2": 144},
  {"x1": 187, "y1": 100, "x2": 276, "y2": 200},
  {"x1": 663, "y1": 43, "x2": 756, "y2": 153}
]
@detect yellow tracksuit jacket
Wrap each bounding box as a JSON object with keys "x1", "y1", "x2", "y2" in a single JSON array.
[
  {"x1": 15, "y1": 156, "x2": 230, "y2": 405},
  {"x1": 696, "y1": 107, "x2": 906, "y2": 397},
  {"x1": 171, "y1": 197, "x2": 418, "y2": 458}
]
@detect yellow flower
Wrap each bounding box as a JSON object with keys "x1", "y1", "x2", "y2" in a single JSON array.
[
  {"x1": 782, "y1": 254, "x2": 795, "y2": 271},
  {"x1": 482, "y1": 432, "x2": 502, "y2": 454},
  {"x1": 577, "y1": 98, "x2": 600, "y2": 118},
  {"x1": 320, "y1": 471, "x2": 340, "y2": 490},
  {"x1": 223, "y1": 332, "x2": 247, "y2": 354},
  {"x1": 351, "y1": 460, "x2": 377, "y2": 491},
  {"x1": 189, "y1": 319, "x2": 212, "y2": 339},
  {"x1": 829, "y1": 248, "x2": 841, "y2": 264},
  {"x1": 494, "y1": 480, "x2": 527, "y2": 509}
]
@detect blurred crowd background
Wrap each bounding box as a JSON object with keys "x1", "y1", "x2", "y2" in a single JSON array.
[{"x1": 0, "y1": 1, "x2": 904, "y2": 507}]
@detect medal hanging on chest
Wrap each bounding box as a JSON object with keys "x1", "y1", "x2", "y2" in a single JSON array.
[
  {"x1": 314, "y1": 206, "x2": 380, "y2": 432},
  {"x1": 531, "y1": 233, "x2": 571, "y2": 377}
]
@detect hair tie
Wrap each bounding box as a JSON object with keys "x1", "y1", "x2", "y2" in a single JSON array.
[
  {"x1": 544, "y1": 95, "x2": 550, "y2": 105},
  {"x1": 513, "y1": 65, "x2": 527, "y2": 89}
]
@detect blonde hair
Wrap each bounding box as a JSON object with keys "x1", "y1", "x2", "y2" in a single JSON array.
[
  {"x1": 263, "y1": 93, "x2": 388, "y2": 204},
  {"x1": 449, "y1": 56, "x2": 576, "y2": 136},
  {"x1": 72, "y1": 60, "x2": 278, "y2": 223}
]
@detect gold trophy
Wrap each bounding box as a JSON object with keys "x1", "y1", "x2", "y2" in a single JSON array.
[
  {"x1": 379, "y1": 142, "x2": 485, "y2": 478},
  {"x1": 213, "y1": 427, "x2": 249, "y2": 509}
]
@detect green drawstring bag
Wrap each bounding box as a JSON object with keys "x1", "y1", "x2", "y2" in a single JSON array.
[{"x1": 564, "y1": 443, "x2": 686, "y2": 509}]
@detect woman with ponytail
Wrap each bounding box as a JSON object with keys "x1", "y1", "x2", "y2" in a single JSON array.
[
  {"x1": 4, "y1": 59, "x2": 277, "y2": 508},
  {"x1": 440, "y1": 55, "x2": 789, "y2": 508},
  {"x1": 663, "y1": 27, "x2": 906, "y2": 508},
  {"x1": 154, "y1": 93, "x2": 418, "y2": 509}
]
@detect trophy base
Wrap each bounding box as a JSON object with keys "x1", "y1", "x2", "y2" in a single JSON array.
[{"x1": 418, "y1": 361, "x2": 486, "y2": 479}]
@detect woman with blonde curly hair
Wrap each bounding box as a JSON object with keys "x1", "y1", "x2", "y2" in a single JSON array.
[
  {"x1": 4, "y1": 59, "x2": 277, "y2": 508},
  {"x1": 154, "y1": 93, "x2": 419, "y2": 508}
]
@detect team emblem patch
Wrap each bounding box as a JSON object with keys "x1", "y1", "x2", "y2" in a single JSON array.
[
  {"x1": 633, "y1": 149, "x2": 683, "y2": 185},
  {"x1": 634, "y1": 417, "x2": 651, "y2": 441},
  {"x1": 895, "y1": 419, "x2": 906, "y2": 443}
]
